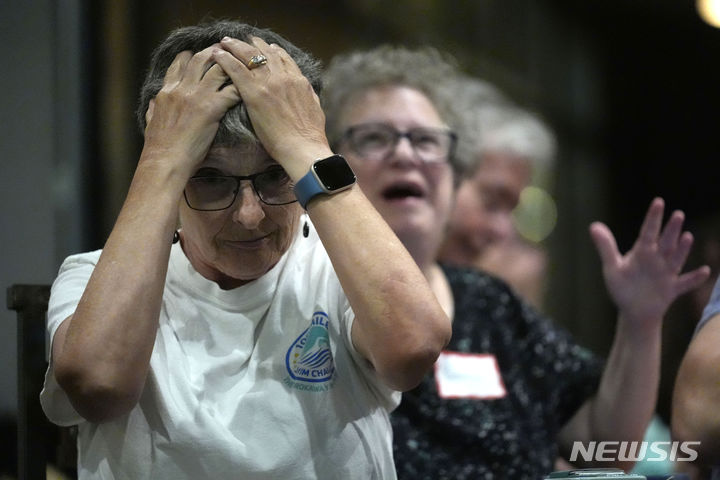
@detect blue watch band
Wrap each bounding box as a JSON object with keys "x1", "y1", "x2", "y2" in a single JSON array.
[
  {"x1": 294, "y1": 169, "x2": 325, "y2": 210},
  {"x1": 293, "y1": 154, "x2": 356, "y2": 210}
]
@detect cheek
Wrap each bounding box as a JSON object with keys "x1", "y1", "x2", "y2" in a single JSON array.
[
  {"x1": 449, "y1": 192, "x2": 482, "y2": 234},
  {"x1": 178, "y1": 209, "x2": 202, "y2": 238},
  {"x1": 181, "y1": 208, "x2": 222, "y2": 232},
  {"x1": 179, "y1": 208, "x2": 229, "y2": 249},
  {"x1": 345, "y1": 155, "x2": 376, "y2": 189},
  {"x1": 270, "y1": 205, "x2": 302, "y2": 248},
  {"x1": 449, "y1": 175, "x2": 474, "y2": 206},
  {"x1": 432, "y1": 175, "x2": 456, "y2": 224},
  {"x1": 453, "y1": 188, "x2": 477, "y2": 217}
]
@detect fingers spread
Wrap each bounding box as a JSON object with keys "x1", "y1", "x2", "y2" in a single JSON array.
[
  {"x1": 676, "y1": 265, "x2": 712, "y2": 296},
  {"x1": 668, "y1": 231, "x2": 695, "y2": 273},
  {"x1": 658, "y1": 210, "x2": 684, "y2": 255},
  {"x1": 590, "y1": 221, "x2": 620, "y2": 267},
  {"x1": 637, "y1": 197, "x2": 665, "y2": 245}
]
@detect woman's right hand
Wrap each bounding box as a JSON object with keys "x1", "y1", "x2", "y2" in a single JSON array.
[{"x1": 141, "y1": 45, "x2": 241, "y2": 178}]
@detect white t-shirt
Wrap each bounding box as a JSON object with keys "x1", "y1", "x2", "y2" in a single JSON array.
[{"x1": 40, "y1": 222, "x2": 400, "y2": 479}]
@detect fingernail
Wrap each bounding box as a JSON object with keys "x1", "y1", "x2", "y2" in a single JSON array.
[{"x1": 221, "y1": 36, "x2": 231, "y2": 43}]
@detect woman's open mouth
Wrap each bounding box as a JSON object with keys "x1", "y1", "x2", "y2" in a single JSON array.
[{"x1": 381, "y1": 181, "x2": 426, "y2": 205}]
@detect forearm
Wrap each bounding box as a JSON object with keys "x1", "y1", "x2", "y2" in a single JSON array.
[
  {"x1": 574, "y1": 192, "x2": 711, "y2": 467},
  {"x1": 592, "y1": 315, "x2": 661, "y2": 440},
  {"x1": 560, "y1": 314, "x2": 661, "y2": 470},
  {"x1": 672, "y1": 316, "x2": 720, "y2": 463},
  {"x1": 55, "y1": 158, "x2": 186, "y2": 420},
  {"x1": 307, "y1": 186, "x2": 451, "y2": 391}
]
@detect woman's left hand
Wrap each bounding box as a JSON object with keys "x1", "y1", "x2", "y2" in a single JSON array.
[
  {"x1": 213, "y1": 36, "x2": 332, "y2": 179},
  {"x1": 589, "y1": 197, "x2": 710, "y2": 332}
]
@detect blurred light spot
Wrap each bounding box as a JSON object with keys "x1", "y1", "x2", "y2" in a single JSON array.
[
  {"x1": 697, "y1": 0, "x2": 720, "y2": 28},
  {"x1": 512, "y1": 186, "x2": 557, "y2": 243}
]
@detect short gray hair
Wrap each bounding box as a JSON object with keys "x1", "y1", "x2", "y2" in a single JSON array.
[
  {"x1": 321, "y1": 45, "x2": 468, "y2": 178},
  {"x1": 449, "y1": 75, "x2": 557, "y2": 178},
  {"x1": 137, "y1": 19, "x2": 322, "y2": 147}
]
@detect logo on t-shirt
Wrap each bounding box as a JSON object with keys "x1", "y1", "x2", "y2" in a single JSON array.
[{"x1": 284, "y1": 311, "x2": 336, "y2": 392}]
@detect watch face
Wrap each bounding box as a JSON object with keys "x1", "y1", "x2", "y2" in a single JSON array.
[{"x1": 313, "y1": 155, "x2": 356, "y2": 191}]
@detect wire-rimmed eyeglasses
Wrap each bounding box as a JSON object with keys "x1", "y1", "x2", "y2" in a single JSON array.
[
  {"x1": 184, "y1": 167, "x2": 297, "y2": 211},
  {"x1": 342, "y1": 123, "x2": 457, "y2": 163}
]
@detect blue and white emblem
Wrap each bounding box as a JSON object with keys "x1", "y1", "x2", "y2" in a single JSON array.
[{"x1": 285, "y1": 311, "x2": 335, "y2": 385}]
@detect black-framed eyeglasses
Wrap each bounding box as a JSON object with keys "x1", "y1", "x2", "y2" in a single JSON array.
[
  {"x1": 184, "y1": 167, "x2": 297, "y2": 211},
  {"x1": 342, "y1": 123, "x2": 457, "y2": 163}
]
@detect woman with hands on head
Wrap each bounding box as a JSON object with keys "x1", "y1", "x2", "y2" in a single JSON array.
[
  {"x1": 321, "y1": 45, "x2": 710, "y2": 479},
  {"x1": 40, "y1": 20, "x2": 450, "y2": 480}
]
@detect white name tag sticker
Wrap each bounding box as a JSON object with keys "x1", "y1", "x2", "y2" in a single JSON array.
[{"x1": 434, "y1": 351, "x2": 506, "y2": 399}]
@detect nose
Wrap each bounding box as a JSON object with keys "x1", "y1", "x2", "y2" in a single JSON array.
[
  {"x1": 231, "y1": 182, "x2": 265, "y2": 229},
  {"x1": 387, "y1": 136, "x2": 422, "y2": 167},
  {"x1": 487, "y1": 212, "x2": 515, "y2": 245}
]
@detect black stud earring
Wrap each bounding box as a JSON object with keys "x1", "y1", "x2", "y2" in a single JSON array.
[
  {"x1": 172, "y1": 231, "x2": 180, "y2": 244},
  {"x1": 303, "y1": 221, "x2": 309, "y2": 238}
]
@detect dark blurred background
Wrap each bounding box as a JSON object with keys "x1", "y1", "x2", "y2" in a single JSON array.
[{"x1": 2, "y1": 0, "x2": 719, "y2": 456}]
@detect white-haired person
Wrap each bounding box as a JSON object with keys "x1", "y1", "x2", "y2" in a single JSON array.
[
  {"x1": 321, "y1": 45, "x2": 710, "y2": 478},
  {"x1": 441, "y1": 75, "x2": 690, "y2": 476},
  {"x1": 437, "y1": 86, "x2": 557, "y2": 309}
]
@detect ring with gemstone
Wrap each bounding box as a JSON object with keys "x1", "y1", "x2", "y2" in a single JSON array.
[{"x1": 246, "y1": 54, "x2": 268, "y2": 70}]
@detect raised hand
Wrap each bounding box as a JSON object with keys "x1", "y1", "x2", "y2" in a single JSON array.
[{"x1": 589, "y1": 197, "x2": 710, "y2": 330}]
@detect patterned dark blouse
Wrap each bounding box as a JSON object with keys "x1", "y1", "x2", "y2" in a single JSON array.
[{"x1": 391, "y1": 265, "x2": 604, "y2": 479}]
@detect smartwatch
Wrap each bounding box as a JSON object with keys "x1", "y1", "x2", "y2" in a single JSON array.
[{"x1": 293, "y1": 154, "x2": 356, "y2": 209}]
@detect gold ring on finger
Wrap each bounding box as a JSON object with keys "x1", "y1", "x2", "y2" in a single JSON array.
[{"x1": 247, "y1": 54, "x2": 268, "y2": 70}]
